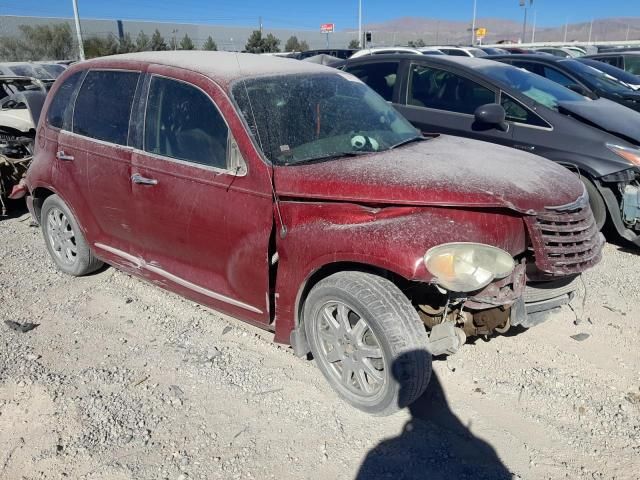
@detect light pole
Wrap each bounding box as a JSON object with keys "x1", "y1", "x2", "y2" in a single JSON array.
[
  {"x1": 520, "y1": 0, "x2": 533, "y2": 44},
  {"x1": 531, "y1": 8, "x2": 537, "y2": 43},
  {"x1": 358, "y1": 0, "x2": 362, "y2": 48},
  {"x1": 471, "y1": 0, "x2": 477, "y2": 46},
  {"x1": 71, "y1": 0, "x2": 85, "y2": 60}
]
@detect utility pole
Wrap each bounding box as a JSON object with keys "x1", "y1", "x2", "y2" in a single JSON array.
[
  {"x1": 588, "y1": 19, "x2": 593, "y2": 43},
  {"x1": 71, "y1": 0, "x2": 85, "y2": 61},
  {"x1": 520, "y1": 0, "x2": 532, "y2": 44},
  {"x1": 358, "y1": 0, "x2": 362, "y2": 48},
  {"x1": 626, "y1": 24, "x2": 630, "y2": 41},
  {"x1": 531, "y1": 9, "x2": 537, "y2": 43},
  {"x1": 259, "y1": 16, "x2": 263, "y2": 34},
  {"x1": 471, "y1": 0, "x2": 477, "y2": 46},
  {"x1": 563, "y1": 18, "x2": 568, "y2": 43}
]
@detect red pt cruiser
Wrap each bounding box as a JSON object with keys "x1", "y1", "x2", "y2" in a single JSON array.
[{"x1": 25, "y1": 52, "x2": 603, "y2": 415}]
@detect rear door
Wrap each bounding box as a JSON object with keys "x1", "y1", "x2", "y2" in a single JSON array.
[
  {"x1": 130, "y1": 69, "x2": 273, "y2": 323},
  {"x1": 394, "y1": 62, "x2": 514, "y2": 146},
  {"x1": 40, "y1": 70, "x2": 84, "y2": 210},
  {"x1": 58, "y1": 69, "x2": 141, "y2": 253}
]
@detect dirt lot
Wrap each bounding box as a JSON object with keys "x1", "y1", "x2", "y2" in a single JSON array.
[{"x1": 1, "y1": 211, "x2": 639, "y2": 480}]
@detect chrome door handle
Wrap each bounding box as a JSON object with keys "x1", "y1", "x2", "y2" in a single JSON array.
[
  {"x1": 131, "y1": 173, "x2": 158, "y2": 186},
  {"x1": 56, "y1": 150, "x2": 74, "y2": 161}
]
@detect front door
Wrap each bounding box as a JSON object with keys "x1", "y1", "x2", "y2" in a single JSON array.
[
  {"x1": 130, "y1": 69, "x2": 273, "y2": 324},
  {"x1": 395, "y1": 62, "x2": 515, "y2": 147}
]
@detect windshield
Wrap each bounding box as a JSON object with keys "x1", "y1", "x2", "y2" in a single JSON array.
[
  {"x1": 232, "y1": 73, "x2": 420, "y2": 165},
  {"x1": 9, "y1": 64, "x2": 53, "y2": 80},
  {"x1": 561, "y1": 59, "x2": 636, "y2": 95},
  {"x1": 469, "y1": 48, "x2": 488, "y2": 57},
  {"x1": 578, "y1": 59, "x2": 640, "y2": 86},
  {"x1": 479, "y1": 63, "x2": 587, "y2": 110},
  {"x1": 38, "y1": 63, "x2": 66, "y2": 78}
]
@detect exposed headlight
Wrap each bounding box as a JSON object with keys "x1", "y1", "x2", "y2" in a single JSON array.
[
  {"x1": 607, "y1": 144, "x2": 640, "y2": 166},
  {"x1": 423, "y1": 243, "x2": 515, "y2": 293}
]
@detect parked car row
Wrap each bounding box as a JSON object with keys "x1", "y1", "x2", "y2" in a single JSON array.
[
  {"x1": 11, "y1": 51, "x2": 608, "y2": 416},
  {"x1": 340, "y1": 53, "x2": 640, "y2": 247}
]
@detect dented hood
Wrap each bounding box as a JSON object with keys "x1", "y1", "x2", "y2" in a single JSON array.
[
  {"x1": 273, "y1": 135, "x2": 584, "y2": 214},
  {"x1": 558, "y1": 98, "x2": 640, "y2": 144}
]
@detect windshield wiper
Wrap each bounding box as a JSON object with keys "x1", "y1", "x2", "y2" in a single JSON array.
[
  {"x1": 285, "y1": 150, "x2": 370, "y2": 166},
  {"x1": 389, "y1": 135, "x2": 427, "y2": 150}
]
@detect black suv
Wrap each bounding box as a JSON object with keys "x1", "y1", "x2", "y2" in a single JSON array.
[{"x1": 341, "y1": 54, "x2": 640, "y2": 246}]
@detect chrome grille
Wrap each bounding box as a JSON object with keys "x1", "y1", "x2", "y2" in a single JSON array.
[{"x1": 526, "y1": 194, "x2": 604, "y2": 275}]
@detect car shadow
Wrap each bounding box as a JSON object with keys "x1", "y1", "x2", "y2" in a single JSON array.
[{"x1": 356, "y1": 350, "x2": 514, "y2": 480}]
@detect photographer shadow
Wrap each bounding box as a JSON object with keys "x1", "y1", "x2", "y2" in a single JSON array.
[{"x1": 356, "y1": 350, "x2": 514, "y2": 480}]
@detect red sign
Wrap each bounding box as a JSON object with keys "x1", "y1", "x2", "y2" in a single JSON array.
[{"x1": 320, "y1": 23, "x2": 335, "y2": 33}]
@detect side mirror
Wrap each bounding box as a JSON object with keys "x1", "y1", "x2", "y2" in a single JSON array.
[{"x1": 474, "y1": 103, "x2": 509, "y2": 132}]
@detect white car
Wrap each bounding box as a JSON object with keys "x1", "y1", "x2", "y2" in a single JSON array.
[
  {"x1": 432, "y1": 46, "x2": 488, "y2": 57},
  {"x1": 349, "y1": 47, "x2": 422, "y2": 59}
]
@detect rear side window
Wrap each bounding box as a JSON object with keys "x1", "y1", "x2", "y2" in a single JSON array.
[
  {"x1": 597, "y1": 56, "x2": 622, "y2": 68},
  {"x1": 408, "y1": 64, "x2": 496, "y2": 114},
  {"x1": 144, "y1": 76, "x2": 228, "y2": 169},
  {"x1": 511, "y1": 61, "x2": 544, "y2": 76},
  {"x1": 344, "y1": 62, "x2": 400, "y2": 101},
  {"x1": 73, "y1": 70, "x2": 140, "y2": 145},
  {"x1": 47, "y1": 71, "x2": 82, "y2": 129}
]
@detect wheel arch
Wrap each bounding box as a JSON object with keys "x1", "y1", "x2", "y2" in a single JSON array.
[{"x1": 289, "y1": 260, "x2": 412, "y2": 356}]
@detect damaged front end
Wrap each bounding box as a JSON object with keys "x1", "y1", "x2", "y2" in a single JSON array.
[
  {"x1": 414, "y1": 194, "x2": 603, "y2": 357},
  {"x1": 0, "y1": 84, "x2": 45, "y2": 216}
]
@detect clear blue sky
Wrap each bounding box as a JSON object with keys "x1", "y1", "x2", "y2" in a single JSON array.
[{"x1": 1, "y1": 0, "x2": 635, "y2": 30}]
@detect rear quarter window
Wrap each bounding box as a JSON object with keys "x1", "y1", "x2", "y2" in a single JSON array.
[
  {"x1": 72, "y1": 70, "x2": 140, "y2": 145},
  {"x1": 47, "y1": 71, "x2": 83, "y2": 129}
]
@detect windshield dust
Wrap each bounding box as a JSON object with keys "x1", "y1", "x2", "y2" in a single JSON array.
[{"x1": 232, "y1": 72, "x2": 420, "y2": 165}]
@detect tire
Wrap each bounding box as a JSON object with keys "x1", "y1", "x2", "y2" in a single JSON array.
[
  {"x1": 41, "y1": 194, "x2": 103, "y2": 276},
  {"x1": 303, "y1": 271, "x2": 432, "y2": 416},
  {"x1": 582, "y1": 177, "x2": 607, "y2": 231}
]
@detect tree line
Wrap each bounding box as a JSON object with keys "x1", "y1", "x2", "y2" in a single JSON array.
[{"x1": 0, "y1": 23, "x2": 313, "y2": 61}]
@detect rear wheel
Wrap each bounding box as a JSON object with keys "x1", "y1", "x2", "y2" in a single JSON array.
[
  {"x1": 41, "y1": 194, "x2": 103, "y2": 276},
  {"x1": 582, "y1": 177, "x2": 607, "y2": 231},
  {"x1": 304, "y1": 271, "x2": 432, "y2": 416}
]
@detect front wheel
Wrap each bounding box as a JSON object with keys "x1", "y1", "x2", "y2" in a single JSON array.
[
  {"x1": 304, "y1": 271, "x2": 432, "y2": 416},
  {"x1": 582, "y1": 177, "x2": 607, "y2": 231}
]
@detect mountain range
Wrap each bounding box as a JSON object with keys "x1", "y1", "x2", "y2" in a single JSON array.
[{"x1": 351, "y1": 16, "x2": 640, "y2": 45}]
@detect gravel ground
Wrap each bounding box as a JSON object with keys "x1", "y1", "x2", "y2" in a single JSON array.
[{"x1": 1, "y1": 212, "x2": 639, "y2": 480}]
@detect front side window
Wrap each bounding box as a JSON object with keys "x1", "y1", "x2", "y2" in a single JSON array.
[
  {"x1": 47, "y1": 71, "x2": 82, "y2": 129},
  {"x1": 73, "y1": 70, "x2": 139, "y2": 145},
  {"x1": 501, "y1": 93, "x2": 549, "y2": 128},
  {"x1": 232, "y1": 72, "x2": 419, "y2": 166},
  {"x1": 542, "y1": 67, "x2": 575, "y2": 87},
  {"x1": 408, "y1": 64, "x2": 496, "y2": 114},
  {"x1": 144, "y1": 76, "x2": 228, "y2": 169},
  {"x1": 344, "y1": 62, "x2": 399, "y2": 101}
]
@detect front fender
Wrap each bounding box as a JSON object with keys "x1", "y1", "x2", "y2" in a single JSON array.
[{"x1": 272, "y1": 200, "x2": 527, "y2": 343}]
